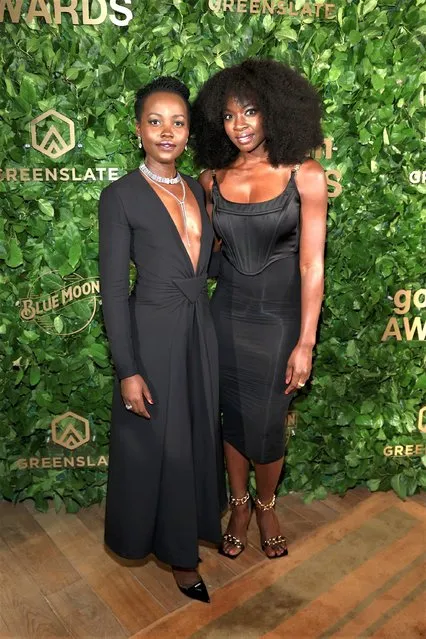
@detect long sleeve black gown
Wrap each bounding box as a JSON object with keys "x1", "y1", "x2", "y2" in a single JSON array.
[{"x1": 98, "y1": 169, "x2": 226, "y2": 568}]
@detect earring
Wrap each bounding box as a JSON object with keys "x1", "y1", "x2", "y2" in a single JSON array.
[
  {"x1": 185, "y1": 139, "x2": 188, "y2": 151},
  {"x1": 138, "y1": 135, "x2": 142, "y2": 149}
]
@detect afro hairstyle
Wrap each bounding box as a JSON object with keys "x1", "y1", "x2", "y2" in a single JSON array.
[{"x1": 191, "y1": 58, "x2": 323, "y2": 169}]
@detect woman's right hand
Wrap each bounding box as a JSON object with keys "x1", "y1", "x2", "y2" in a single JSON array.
[{"x1": 120, "y1": 374, "x2": 153, "y2": 418}]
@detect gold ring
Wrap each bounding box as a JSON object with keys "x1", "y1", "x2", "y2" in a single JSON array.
[{"x1": 297, "y1": 382, "x2": 305, "y2": 388}]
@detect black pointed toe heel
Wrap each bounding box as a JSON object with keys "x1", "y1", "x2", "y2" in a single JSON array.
[{"x1": 177, "y1": 577, "x2": 210, "y2": 604}]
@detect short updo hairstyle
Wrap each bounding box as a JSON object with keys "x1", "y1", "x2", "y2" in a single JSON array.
[
  {"x1": 191, "y1": 58, "x2": 323, "y2": 169},
  {"x1": 134, "y1": 76, "x2": 191, "y2": 122}
]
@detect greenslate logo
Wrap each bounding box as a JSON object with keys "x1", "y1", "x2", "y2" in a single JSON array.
[
  {"x1": 30, "y1": 109, "x2": 75, "y2": 159},
  {"x1": 14, "y1": 412, "x2": 109, "y2": 471},
  {"x1": 0, "y1": 108, "x2": 122, "y2": 183},
  {"x1": 51, "y1": 411, "x2": 90, "y2": 450},
  {"x1": 208, "y1": 0, "x2": 336, "y2": 19},
  {"x1": 383, "y1": 407, "x2": 426, "y2": 458}
]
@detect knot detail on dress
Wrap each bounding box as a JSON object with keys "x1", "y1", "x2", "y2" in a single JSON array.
[{"x1": 172, "y1": 276, "x2": 206, "y2": 303}]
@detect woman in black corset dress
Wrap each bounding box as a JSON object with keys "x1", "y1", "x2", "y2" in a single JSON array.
[
  {"x1": 193, "y1": 59, "x2": 328, "y2": 559},
  {"x1": 98, "y1": 77, "x2": 226, "y2": 603}
]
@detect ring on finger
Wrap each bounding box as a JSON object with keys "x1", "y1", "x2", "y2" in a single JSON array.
[
  {"x1": 125, "y1": 403, "x2": 132, "y2": 410},
  {"x1": 297, "y1": 382, "x2": 305, "y2": 388}
]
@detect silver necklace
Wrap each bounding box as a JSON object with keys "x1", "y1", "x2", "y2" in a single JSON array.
[
  {"x1": 139, "y1": 162, "x2": 182, "y2": 185},
  {"x1": 142, "y1": 171, "x2": 191, "y2": 248}
]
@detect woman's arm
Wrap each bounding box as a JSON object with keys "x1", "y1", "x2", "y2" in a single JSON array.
[
  {"x1": 199, "y1": 169, "x2": 222, "y2": 277},
  {"x1": 99, "y1": 186, "x2": 153, "y2": 418},
  {"x1": 99, "y1": 186, "x2": 138, "y2": 380},
  {"x1": 285, "y1": 159, "x2": 328, "y2": 395},
  {"x1": 198, "y1": 169, "x2": 214, "y2": 219}
]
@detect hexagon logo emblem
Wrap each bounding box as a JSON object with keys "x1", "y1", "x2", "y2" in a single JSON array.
[
  {"x1": 51, "y1": 411, "x2": 90, "y2": 450},
  {"x1": 418, "y1": 406, "x2": 426, "y2": 433},
  {"x1": 30, "y1": 109, "x2": 75, "y2": 159}
]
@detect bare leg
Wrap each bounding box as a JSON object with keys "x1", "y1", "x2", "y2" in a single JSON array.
[
  {"x1": 254, "y1": 457, "x2": 287, "y2": 558},
  {"x1": 222, "y1": 441, "x2": 251, "y2": 556}
]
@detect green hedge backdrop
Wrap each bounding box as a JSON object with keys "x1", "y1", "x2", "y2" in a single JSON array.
[{"x1": 0, "y1": 0, "x2": 425, "y2": 511}]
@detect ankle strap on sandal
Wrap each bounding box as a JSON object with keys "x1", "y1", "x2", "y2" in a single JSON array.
[
  {"x1": 229, "y1": 492, "x2": 250, "y2": 507},
  {"x1": 254, "y1": 494, "x2": 276, "y2": 511}
]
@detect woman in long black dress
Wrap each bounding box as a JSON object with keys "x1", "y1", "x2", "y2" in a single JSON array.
[
  {"x1": 98, "y1": 77, "x2": 226, "y2": 603},
  {"x1": 193, "y1": 59, "x2": 328, "y2": 559}
]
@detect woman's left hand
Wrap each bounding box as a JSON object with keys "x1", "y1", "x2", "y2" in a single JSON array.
[{"x1": 285, "y1": 344, "x2": 313, "y2": 395}]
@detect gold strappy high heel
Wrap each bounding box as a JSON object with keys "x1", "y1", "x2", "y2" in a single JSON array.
[
  {"x1": 218, "y1": 492, "x2": 251, "y2": 560},
  {"x1": 254, "y1": 494, "x2": 288, "y2": 559}
]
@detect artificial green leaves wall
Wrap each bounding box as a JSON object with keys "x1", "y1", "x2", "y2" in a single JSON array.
[{"x1": 0, "y1": 0, "x2": 424, "y2": 510}]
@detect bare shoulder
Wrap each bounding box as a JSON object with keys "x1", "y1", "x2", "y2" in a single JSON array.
[
  {"x1": 296, "y1": 159, "x2": 327, "y2": 194},
  {"x1": 299, "y1": 158, "x2": 325, "y2": 179}
]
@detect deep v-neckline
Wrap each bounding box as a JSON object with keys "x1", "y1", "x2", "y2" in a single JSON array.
[{"x1": 139, "y1": 171, "x2": 204, "y2": 276}]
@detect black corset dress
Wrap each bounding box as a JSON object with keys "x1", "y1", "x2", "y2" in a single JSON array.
[{"x1": 210, "y1": 169, "x2": 302, "y2": 463}]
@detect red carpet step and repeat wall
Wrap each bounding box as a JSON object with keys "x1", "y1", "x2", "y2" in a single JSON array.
[{"x1": 0, "y1": 0, "x2": 424, "y2": 510}]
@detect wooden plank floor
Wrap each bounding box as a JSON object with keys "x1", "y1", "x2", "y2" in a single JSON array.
[{"x1": 1, "y1": 488, "x2": 422, "y2": 639}]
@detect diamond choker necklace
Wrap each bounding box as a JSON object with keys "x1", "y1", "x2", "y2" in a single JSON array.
[
  {"x1": 139, "y1": 162, "x2": 182, "y2": 185},
  {"x1": 140, "y1": 165, "x2": 191, "y2": 248}
]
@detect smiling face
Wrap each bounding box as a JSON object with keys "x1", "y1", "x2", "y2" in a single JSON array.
[
  {"x1": 223, "y1": 96, "x2": 265, "y2": 154},
  {"x1": 136, "y1": 91, "x2": 189, "y2": 171}
]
